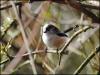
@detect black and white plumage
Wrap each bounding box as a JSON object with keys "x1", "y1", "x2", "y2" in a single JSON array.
[
  {"x1": 41, "y1": 23, "x2": 81, "y2": 65},
  {"x1": 42, "y1": 23, "x2": 68, "y2": 50}
]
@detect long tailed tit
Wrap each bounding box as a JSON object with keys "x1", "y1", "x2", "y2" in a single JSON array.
[
  {"x1": 41, "y1": 23, "x2": 80, "y2": 65},
  {"x1": 42, "y1": 23, "x2": 68, "y2": 51},
  {"x1": 41, "y1": 22, "x2": 69, "y2": 65}
]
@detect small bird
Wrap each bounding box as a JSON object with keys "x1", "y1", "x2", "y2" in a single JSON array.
[
  {"x1": 41, "y1": 22, "x2": 80, "y2": 65},
  {"x1": 42, "y1": 22, "x2": 68, "y2": 51},
  {"x1": 41, "y1": 22, "x2": 69, "y2": 65},
  {"x1": 41, "y1": 22, "x2": 79, "y2": 50}
]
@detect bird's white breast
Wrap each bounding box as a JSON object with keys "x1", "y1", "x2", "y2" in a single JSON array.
[
  {"x1": 42, "y1": 32, "x2": 66, "y2": 50},
  {"x1": 42, "y1": 33, "x2": 54, "y2": 49}
]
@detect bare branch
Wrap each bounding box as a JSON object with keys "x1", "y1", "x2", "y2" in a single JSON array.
[
  {"x1": 1, "y1": 1, "x2": 52, "y2": 74},
  {"x1": 58, "y1": 26, "x2": 93, "y2": 65},
  {"x1": 60, "y1": 26, "x2": 93, "y2": 53},
  {"x1": 65, "y1": 0, "x2": 100, "y2": 23},
  {"x1": 10, "y1": 1, "x2": 37, "y2": 74},
  {"x1": 1, "y1": 1, "x2": 37, "y2": 74},
  {"x1": 0, "y1": 2, "x2": 22, "y2": 10},
  {"x1": 74, "y1": 46, "x2": 100, "y2": 74}
]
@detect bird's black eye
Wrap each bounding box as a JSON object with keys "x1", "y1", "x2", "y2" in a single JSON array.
[{"x1": 44, "y1": 24, "x2": 61, "y2": 34}]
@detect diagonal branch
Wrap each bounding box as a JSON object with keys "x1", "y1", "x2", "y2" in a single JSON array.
[
  {"x1": 1, "y1": 1, "x2": 37, "y2": 74},
  {"x1": 60, "y1": 26, "x2": 93, "y2": 53},
  {"x1": 1, "y1": 1, "x2": 52, "y2": 74},
  {"x1": 65, "y1": 0, "x2": 100, "y2": 23},
  {"x1": 74, "y1": 46, "x2": 100, "y2": 74},
  {"x1": 0, "y1": 2, "x2": 22, "y2": 10},
  {"x1": 9, "y1": 1, "x2": 37, "y2": 74},
  {"x1": 58, "y1": 26, "x2": 93, "y2": 65}
]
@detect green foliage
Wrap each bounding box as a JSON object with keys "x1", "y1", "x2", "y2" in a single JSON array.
[{"x1": 0, "y1": 40, "x2": 13, "y2": 68}]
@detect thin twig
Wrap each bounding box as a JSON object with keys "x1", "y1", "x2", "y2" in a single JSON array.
[
  {"x1": 43, "y1": 61, "x2": 55, "y2": 74},
  {"x1": 65, "y1": 0, "x2": 100, "y2": 23},
  {"x1": 60, "y1": 26, "x2": 93, "y2": 53},
  {"x1": 80, "y1": 3, "x2": 100, "y2": 10},
  {"x1": 2, "y1": 1, "x2": 51, "y2": 74},
  {"x1": 9, "y1": 1, "x2": 37, "y2": 74},
  {"x1": 74, "y1": 46, "x2": 100, "y2": 74},
  {"x1": 0, "y1": 2, "x2": 22, "y2": 10},
  {"x1": 64, "y1": 25, "x2": 79, "y2": 33},
  {"x1": 22, "y1": 49, "x2": 68, "y2": 56},
  {"x1": 10, "y1": 50, "x2": 68, "y2": 58},
  {"x1": 58, "y1": 26, "x2": 93, "y2": 65},
  {"x1": 0, "y1": 58, "x2": 9, "y2": 65},
  {"x1": 0, "y1": 49, "x2": 68, "y2": 65}
]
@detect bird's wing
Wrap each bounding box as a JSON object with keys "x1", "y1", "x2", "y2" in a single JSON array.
[
  {"x1": 52, "y1": 26, "x2": 68, "y2": 37},
  {"x1": 56, "y1": 32, "x2": 68, "y2": 37}
]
